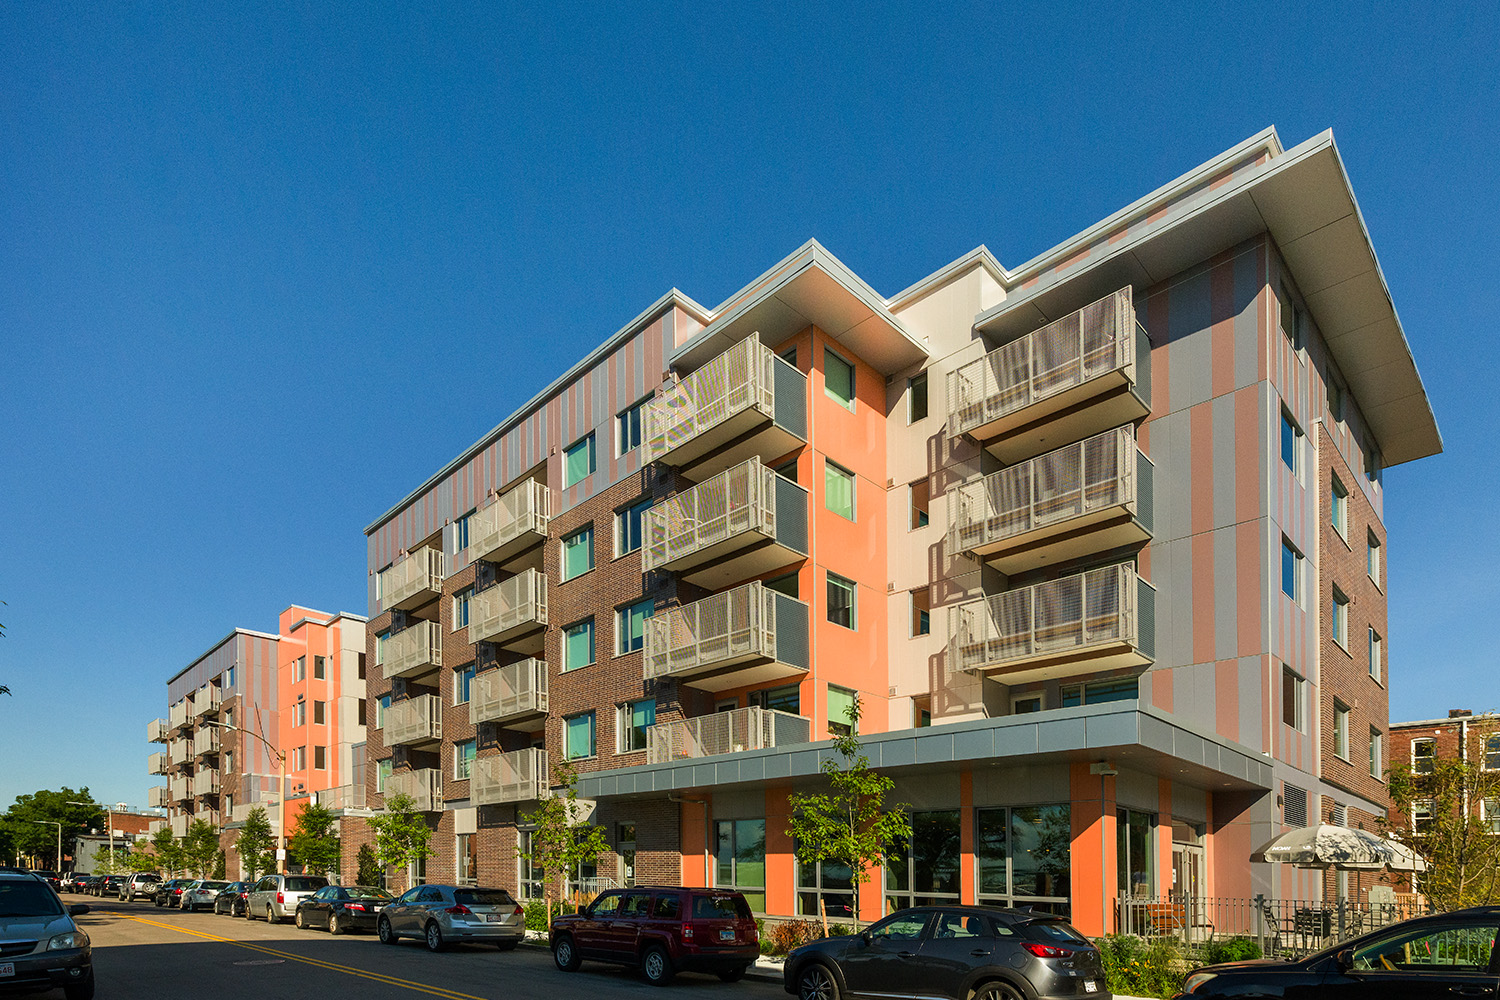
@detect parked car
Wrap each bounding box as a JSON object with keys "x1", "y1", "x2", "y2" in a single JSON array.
[
  {"x1": 551, "y1": 886, "x2": 759, "y2": 985},
  {"x1": 96, "y1": 876, "x2": 126, "y2": 899},
  {"x1": 0, "y1": 868, "x2": 94, "y2": 999},
  {"x1": 213, "y1": 882, "x2": 251, "y2": 916},
  {"x1": 120, "y1": 873, "x2": 161, "y2": 901},
  {"x1": 783, "y1": 905, "x2": 1108, "y2": 1000},
  {"x1": 153, "y1": 879, "x2": 193, "y2": 908},
  {"x1": 295, "y1": 885, "x2": 395, "y2": 935},
  {"x1": 246, "y1": 874, "x2": 329, "y2": 924},
  {"x1": 63, "y1": 875, "x2": 92, "y2": 894},
  {"x1": 378, "y1": 884, "x2": 524, "y2": 952},
  {"x1": 180, "y1": 880, "x2": 231, "y2": 912},
  {"x1": 27, "y1": 871, "x2": 61, "y2": 893},
  {"x1": 1175, "y1": 904, "x2": 1500, "y2": 998}
]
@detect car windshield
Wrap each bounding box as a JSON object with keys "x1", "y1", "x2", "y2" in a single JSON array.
[
  {"x1": 284, "y1": 877, "x2": 327, "y2": 892},
  {"x1": 348, "y1": 886, "x2": 394, "y2": 899},
  {"x1": 454, "y1": 889, "x2": 514, "y2": 906},
  {"x1": 693, "y1": 894, "x2": 751, "y2": 919},
  {"x1": 0, "y1": 881, "x2": 64, "y2": 917},
  {"x1": 1024, "y1": 920, "x2": 1090, "y2": 945}
]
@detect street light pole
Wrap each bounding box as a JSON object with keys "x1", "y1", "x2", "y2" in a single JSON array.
[
  {"x1": 29, "y1": 820, "x2": 62, "y2": 871},
  {"x1": 202, "y1": 720, "x2": 287, "y2": 874}
]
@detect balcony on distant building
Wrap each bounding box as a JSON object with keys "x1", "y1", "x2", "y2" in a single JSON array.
[
  {"x1": 468, "y1": 568, "x2": 547, "y2": 653},
  {"x1": 378, "y1": 545, "x2": 446, "y2": 615},
  {"x1": 148, "y1": 752, "x2": 168, "y2": 776},
  {"x1": 147, "y1": 719, "x2": 169, "y2": 743},
  {"x1": 382, "y1": 620, "x2": 443, "y2": 681},
  {"x1": 385, "y1": 694, "x2": 443, "y2": 749},
  {"x1": 384, "y1": 768, "x2": 442, "y2": 812},
  {"x1": 148, "y1": 786, "x2": 170, "y2": 808},
  {"x1": 193, "y1": 727, "x2": 220, "y2": 758}
]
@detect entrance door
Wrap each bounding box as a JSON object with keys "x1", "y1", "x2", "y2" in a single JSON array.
[{"x1": 1172, "y1": 844, "x2": 1205, "y2": 931}]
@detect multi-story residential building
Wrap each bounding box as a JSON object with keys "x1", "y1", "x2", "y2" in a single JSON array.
[
  {"x1": 1389, "y1": 710, "x2": 1500, "y2": 832},
  {"x1": 149, "y1": 607, "x2": 368, "y2": 876},
  {"x1": 353, "y1": 126, "x2": 1440, "y2": 934}
]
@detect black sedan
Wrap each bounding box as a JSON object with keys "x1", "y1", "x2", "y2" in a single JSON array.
[
  {"x1": 213, "y1": 881, "x2": 252, "y2": 916},
  {"x1": 94, "y1": 876, "x2": 126, "y2": 898},
  {"x1": 1176, "y1": 905, "x2": 1500, "y2": 998},
  {"x1": 153, "y1": 879, "x2": 192, "y2": 908},
  {"x1": 784, "y1": 905, "x2": 1108, "y2": 1000},
  {"x1": 294, "y1": 885, "x2": 395, "y2": 934}
]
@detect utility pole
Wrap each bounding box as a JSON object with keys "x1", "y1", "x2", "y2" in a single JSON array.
[{"x1": 202, "y1": 720, "x2": 288, "y2": 873}]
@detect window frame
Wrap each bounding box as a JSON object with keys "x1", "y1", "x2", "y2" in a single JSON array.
[
  {"x1": 909, "y1": 589, "x2": 930, "y2": 637},
  {"x1": 1281, "y1": 538, "x2": 1305, "y2": 604},
  {"x1": 564, "y1": 712, "x2": 596, "y2": 761},
  {"x1": 561, "y1": 526, "x2": 595, "y2": 582},
  {"x1": 1367, "y1": 532, "x2": 1382, "y2": 588},
  {"x1": 1411, "y1": 738, "x2": 1436, "y2": 775},
  {"x1": 454, "y1": 661, "x2": 476, "y2": 705},
  {"x1": 563, "y1": 619, "x2": 596, "y2": 672},
  {"x1": 453, "y1": 586, "x2": 474, "y2": 630},
  {"x1": 824, "y1": 460, "x2": 856, "y2": 521},
  {"x1": 1332, "y1": 586, "x2": 1350, "y2": 649},
  {"x1": 614, "y1": 498, "x2": 652, "y2": 557},
  {"x1": 907, "y1": 371, "x2": 928, "y2": 424},
  {"x1": 827, "y1": 684, "x2": 857, "y2": 738},
  {"x1": 313, "y1": 655, "x2": 327, "y2": 680},
  {"x1": 616, "y1": 598, "x2": 654, "y2": 655},
  {"x1": 1333, "y1": 702, "x2": 1351, "y2": 761},
  {"x1": 1280, "y1": 408, "x2": 1305, "y2": 481},
  {"x1": 1331, "y1": 475, "x2": 1348, "y2": 541},
  {"x1": 909, "y1": 479, "x2": 930, "y2": 531},
  {"x1": 1282, "y1": 665, "x2": 1306, "y2": 732},
  {"x1": 827, "y1": 572, "x2": 857, "y2": 631},
  {"x1": 1369, "y1": 728, "x2": 1383, "y2": 779},
  {"x1": 617, "y1": 699, "x2": 655, "y2": 754},
  {"x1": 563, "y1": 434, "x2": 596, "y2": 488},
  {"x1": 1369, "y1": 628, "x2": 1383, "y2": 684},
  {"x1": 974, "y1": 803, "x2": 1073, "y2": 912},
  {"x1": 616, "y1": 397, "x2": 648, "y2": 458},
  {"x1": 824, "y1": 347, "x2": 855, "y2": 410},
  {"x1": 714, "y1": 818, "x2": 767, "y2": 913},
  {"x1": 454, "y1": 739, "x2": 476, "y2": 780}
]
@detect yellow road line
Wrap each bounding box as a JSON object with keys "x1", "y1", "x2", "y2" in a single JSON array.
[{"x1": 121, "y1": 915, "x2": 491, "y2": 1000}]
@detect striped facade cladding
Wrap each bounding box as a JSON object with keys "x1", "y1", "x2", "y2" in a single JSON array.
[{"x1": 167, "y1": 631, "x2": 280, "y2": 781}]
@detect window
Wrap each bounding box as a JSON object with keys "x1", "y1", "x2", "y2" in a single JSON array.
[
  {"x1": 1327, "y1": 376, "x2": 1344, "y2": 421},
  {"x1": 564, "y1": 620, "x2": 595, "y2": 671},
  {"x1": 778, "y1": 347, "x2": 797, "y2": 367},
  {"x1": 358, "y1": 654, "x2": 365, "y2": 680},
  {"x1": 457, "y1": 833, "x2": 475, "y2": 886},
  {"x1": 314, "y1": 745, "x2": 326, "y2": 770},
  {"x1": 294, "y1": 700, "x2": 306, "y2": 727},
  {"x1": 1370, "y1": 728, "x2": 1383, "y2": 779},
  {"x1": 617, "y1": 598, "x2": 653, "y2": 654},
  {"x1": 827, "y1": 685, "x2": 856, "y2": 737},
  {"x1": 357, "y1": 699, "x2": 367, "y2": 726},
  {"x1": 455, "y1": 739, "x2": 476, "y2": 780},
  {"x1": 910, "y1": 589, "x2": 930, "y2": 637},
  {"x1": 313, "y1": 700, "x2": 326, "y2": 726},
  {"x1": 1280, "y1": 409, "x2": 1304, "y2": 478},
  {"x1": 765, "y1": 571, "x2": 799, "y2": 599},
  {"x1": 909, "y1": 479, "x2": 929, "y2": 530},
  {"x1": 1412, "y1": 738, "x2": 1436, "y2": 775},
  {"x1": 1332, "y1": 587, "x2": 1349, "y2": 648},
  {"x1": 751, "y1": 684, "x2": 800, "y2": 714},
  {"x1": 1412, "y1": 798, "x2": 1435, "y2": 831},
  {"x1": 295, "y1": 656, "x2": 307, "y2": 681},
  {"x1": 616, "y1": 399, "x2": 647, "y2": 457},
  {"x1": 618, "y1": 699, "x2": 655, "y2": 753},
  {"x1": 715, "y1": 819, "x2": 766, "y2": 912},
  {"x1": 1486, "y1": 734, "x2": 1500, "y2": 771},
  {"x1": 1282, "y1": 785, "x2": 1307, "y2": 826},
  {"x1": 376, "y1": 759, "x2": 392, "y2": 793},
  {"x1": 1483, "y1": 798, "x2": 1500, "y2": 835},
  {"x1": 825, "y1": 461, "x2": 855, "y2": 520},
  {"x1": 1282, "y1": 539, "x2": 1304, "y2": 603},
  {"x1": 293, "y1": 746, "x2": 307, "y2": 771},
  {"x1": 377, "y1": 694, "x2": 391, "y2": 729},
  {"x1": 824, "y1": 348, "x2": 855, "y2": 409},
  {"x1": 1278, "y1": 282, "x2": 1303, "y2": 350},
  {"x1": 615, "y1": 499, "x2": 651, "y2": 556},
  {"x1": 773, "y1": 458, "x2": 798, "y2": 483},
  {"x1": 1118, "y1": 809, "x2": 1156, "y2": 896},
  {"x1": 1013, "y1": 694, "x2": 1044, "y2": 715},
  {"x1": 827, "y1": 573, "x2": 856, "y2": 630},
  {"x1": 518, "y1": 831, "x2": 543, "y2": 900},
  {"x1": 453, "y1": 586, "x2": 473, "y2": 629},
  {"x1": 455, "y1": 510, "x2": 473, "y2": 551},
  {"x1": 1369, "y1": 628, "x2": 1383, "y2": 683},
  {"x1": 313, "y1": 655, "x2": 326, "y2": 680},
  {"x1": 1367, "y1": 532, "x2": 1381, "y2": 587},
  {"x1": 565, "y1": 713, "x2": 595, "y2": 760},
  {"x1": 976, "y1": 804, "x2": 1072, "y2": 912},
  {"x1": 564, "y1": 434, "x2": 596, "y2": 488},
  {"x1": 454, "y1": 662, "x2": 476, "y2": 705},
  {"x1": 1331, "y1": 476, "x2": 1348, "y2": 539},
  {"x1": 886, "y1": 809, "x2": 961, "y2": 910},
  {"x1": 374, "y1": 629, "x2": 389, "y2": 666},
  {"x1": 1334, "y1": 702, "x2": 1350, "y2": 760},
  {"x1": 1365, "y1": 446, "x2": 1382, "y2": 484},
  {"x1": 1282, "y1": 666, "x2": 1305, "y2": 731},
  {"x1": 1060, "y1": 679, "x2": 1139, "y2": 707},
  {"x1": 913, "y1": 696, "x2": 932, "y2": 728},
  {"x1": 562, "y1": 527, "x2": 594, "y2": 581},
  {"x1": 226, "y1": 666, "x2": 235, "y2": 689},
  {"x1": 797, "y1": 857, "x2": 853, "y2": 921},
  {"x1": 908, "y1": 372, "x2": 928, "y2": 423}
]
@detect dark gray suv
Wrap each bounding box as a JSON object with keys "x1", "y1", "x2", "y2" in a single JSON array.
[{"x1": 0, "y1": 870, "x2": 94, "y2": 1000}]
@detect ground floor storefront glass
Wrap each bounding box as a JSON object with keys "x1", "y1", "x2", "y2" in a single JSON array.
[{"x1": 976, "y1": 805, "x2": 1072, "y2": 916}]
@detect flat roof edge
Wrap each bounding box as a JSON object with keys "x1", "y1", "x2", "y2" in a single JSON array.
[{"x1": 167, "y1": 627, "x2": 280, "y2": 686}]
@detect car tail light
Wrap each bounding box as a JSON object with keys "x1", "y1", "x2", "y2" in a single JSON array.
[
  {"x1": 277, "y1": 892, "x2": 285, "y2": 903},
  {"x1": 681, "y1": 924, "x2": 694, "y2": 940},
  {"x1": 513, "y1": 905, "x2": 523, "y2": 917},
  {"x1": 1021, "y1": 942, "x2": 1073, "y2": 959},
  {"x1": 347, "y1": 904, "x2": 366, "y2": 912},
  {"x1": 445, "y1": 904, "x2": 472, "y2": 916}
]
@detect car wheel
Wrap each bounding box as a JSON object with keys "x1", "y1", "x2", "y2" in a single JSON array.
[
  {"x1": 62, "y1": 968, "x2": 95, "y2": 1000},
  {"x1": 496, "y1": 940, "x2": 517, "y2": 951},
  {"x1": 798, "y1": 964, "x2": 839, "y2": 1000},
  {"x1": 641, "y1": 945, "x2": 674, "y2": 986},
  {"x1": 424, "y1": 921, "x2": 445, "y2": 953},
  {"x1": 244, "y1": 902, "x2": 255, "y2": 919},
  {"x1": 972, "y1": 983, "x2": 1023, "y2": 1000},
  {"x1": 266, "y1": 905, "x2": 277, "y2": 924},
  {"x1": 553, "y1": 935, "x2": 581, "y2": 972},
  {"x1": 378, "y1": 916, "x2": 398, "y2": 945},
  {"x1": 295, "y1": 909, "x2": 306, "y2": 929},
  {"x1": 718, "y1": 966, "x2": 747, "y2": 983},
  {"x1": 328, "y1": 913, "x2": 342, "y2": 935}
]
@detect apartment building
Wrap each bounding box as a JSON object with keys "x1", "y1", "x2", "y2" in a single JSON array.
[
  {"x1": 1388, "y1": 710, "x2": 1500, "y2": 833},
  {"x1": 148, "y1": 606, "x2": 368, "y2": 876},
  {"x1": 353, "y1": 126, "x2": 1440, "y2": 935}
]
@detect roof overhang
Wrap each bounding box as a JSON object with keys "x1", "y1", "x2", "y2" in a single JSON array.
[
  {"x1": 974, "y1": 130, "x2": 1441, "y2": 467},
  {"x1": 673, "y1": 240, "x2": 928, "y2": 376}
]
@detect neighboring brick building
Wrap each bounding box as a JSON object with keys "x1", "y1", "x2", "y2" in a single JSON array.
[
  {"x1": 352, "y1": 126, "x2": 1441, "y2": 935},
  {"x1": 1388, "y1": 710, "x2": 1500, "y2": 832}
]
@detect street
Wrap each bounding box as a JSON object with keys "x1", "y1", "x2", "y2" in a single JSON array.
[{"x1": 67, "y1": 898, "x2": 786, "y2": 1000}]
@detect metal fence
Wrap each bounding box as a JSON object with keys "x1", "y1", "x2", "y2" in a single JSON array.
[
  {"x1": 383, "y1": 620, "x2": 442, "y2": 680},
  {"x1": 470, "y1": 479, "x2": 549, "y2": 563},
  {"x1": 644, "y1": 337, "x2": 778, "y2": 464},
  {"x1": 385, "y1": 768, "x2": 442, "y2": 812},
  {"x1": 644, "y1": 581, "x2": 782, "y2": 681},
  {"x1": 386, "y1": 694, "x2": 443, "y2": 747},
  {"x1": 1116, "y1": 894, "x2": 1431, "y2": 959},
  {"x1": 472, "y1": 748, "x2": 548, "y2": 806},
  {"x1": 646, "y1": 706, "x2": 812, "y2": 764}
]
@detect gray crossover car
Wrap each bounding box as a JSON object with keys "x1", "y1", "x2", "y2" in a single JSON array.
[
  {"x1": 377, "y1": 885, "x2": 524, "y2": 952},
  {"x1": 119, "y1": 873, "x2": 161, "y2": 902},
  {"x1": 0, "y1": 870, "x2": 94, "y2": 1000},
  {"x1": 246, "y1": 874, "x2": 329, "y2": 924}
]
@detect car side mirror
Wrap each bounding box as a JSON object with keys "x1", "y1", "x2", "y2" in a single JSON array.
[
  {"x1": 1336, "y1": 948, "x2": 1354, "y2": 972},
  {"x1": 68, "y1": 904, "x2": 90, "y2": 917},
  {"x1": 859, "y1": 930, "x2": 872, "y2": 946}
]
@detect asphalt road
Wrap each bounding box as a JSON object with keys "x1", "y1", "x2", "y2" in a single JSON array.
[{"x1": 61, "y1": 896, "x2": 788, "y2": 1000}]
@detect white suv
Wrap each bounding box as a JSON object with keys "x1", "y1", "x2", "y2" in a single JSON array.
[
  {"x1": 245, "y1": 874, "x2": 328, "y2": 923},
  {"x1": 120, "y1": 874, "x2": 162, "y2": 902}
]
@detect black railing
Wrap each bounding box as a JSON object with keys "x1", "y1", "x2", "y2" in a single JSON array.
[{"x1": 1116, "y1": 893, "x2": 1430, "y2": 959}]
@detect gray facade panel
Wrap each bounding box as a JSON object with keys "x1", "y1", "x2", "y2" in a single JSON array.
[
  {"x1": 1036, "y1": 717, "x2": 1085, "y2": 753},
  {"x1": 1084, "y1": 713, "x2": 1137, "y2": 750},
  {"x1": 1214, "y1": 525, "x2": 1240, "y2": 662},
  {"x1": 991, "y1": 725, "x2": 1038, "y2": 757},
  {"x1": 951, "y1": 728, "x2": 993, "y2": 761},
  {"x1": 1239, "y1": 655, "x2": 1264, "y2": 753},
  {"x1": 914, "y1": 733, "x2": 955, "y2": 765},
  {"x1": 1213, "y1": 391, "x2": 1237, "y2": 530},
  {"x1": 878, "y1": 738, "x2": 919, "y2": 769},
  {"x1": 1167, "y1": 271, "x2": 1214, "y2": 412}
]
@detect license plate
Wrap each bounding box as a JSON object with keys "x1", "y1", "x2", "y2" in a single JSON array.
[
  {"x1": 0, "y1": 964, "x2": 12, "y2": 978},
  {"x1": 719, "y1": 929, "x2": 734, "y2": 941},
  {"x1": 486, "y1": 913, "x2": 501, "y2": 923},
  {"x1": 1083, "y1": 982, "x2": 1097, "y2": 993},
  {"x1": 373, "y1": 906, "x2": 383, "y2": 913}
]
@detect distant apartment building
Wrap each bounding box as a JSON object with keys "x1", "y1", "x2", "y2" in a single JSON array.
[
  {"x1": 353, "y1": 127, "x2": 1439, "y2": 934},
  {"x1": 1388, "y1": 710, "x2": 1500, "y2": 835},
  {"x1": 148, "y1": 606, "x2": 368, "y2": 876}
]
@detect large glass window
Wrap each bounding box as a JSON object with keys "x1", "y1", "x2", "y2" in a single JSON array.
[
  {"x1": 886, "y1": 810, "x2": 960, "y2": 911},
  {"x1": 615, "y1": 499, "x2": 652, "y2": 556},
  {"x1": 715, "y1": 819, "x2": 766, "y2": 912},
  {"x1": 1117, "y1": 809, "x2": 1155, "y2": 897},
  {"x1": 518, "y1": 830, "x2": 543, "y2": 900},
  {"x1": 454, "y1": 662, "x2": 476, "y2": 705},
  {"x1": 619, "y1": 699, "x2": 655, "y2": 753},
  {"x1": 976, "y1": 804, "x2": 1071, "y2": 915},
  {"x1": 824, "y1": 348, "x2": 855, "y2": 409},
  {"x1": 564, "y1": 620, "x2": 595, "y2": 671},
  {"x1": 617, "y1": 598, "x2": 653, "y2": 654},
  {"x1": 1282, "y1": 666, "x2": 1306, "y2": 731},
  {"x1": 455, "y1": 510, "x2": 473, "y2": 552},
  {"x1": 565, "y1": 712, "x2": 595, "y2": 760},
  {"x1": 825, "y1": 462, "x2": 856, "y2": 520},
  {"x1": 827, "y1": 573, "x2": 856, "y2": 630},
  {"x1": 1281, "y1": 410, "x2": 1303, "y2": 476},
  {"x1": 562, "y1": 527, "x2": 594, "y2": 581},
  {"x1": 454, "y1": 739, "x2": 476, "y2": 780},
  {"x1": 827, "y1": 685, "x2": 856, "y2": 738},
  {"x1": 797, "y1": 858, "x2": 852, "y2": 921},
  {"x1": 617, "y1": 399, "x2": 646, "y2": 457},
  {"x1": 564, "y1": 434, "x2": 596, "y2": 488},
  {"x1": 751, "y1": 684, "x2": 800, "y2": 714},
  {"x1": 1060, "y1": 678, "x2": 1138, "y2": 707},
  {"x1": 454, "y1": 587, "x2": 473, "y2": 629}
]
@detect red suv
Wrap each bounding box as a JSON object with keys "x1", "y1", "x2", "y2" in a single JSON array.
[{"x1": 550, "y1": 886, "x2": 759, "y2": 985}]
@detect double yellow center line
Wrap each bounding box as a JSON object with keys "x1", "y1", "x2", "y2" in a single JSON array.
[{"x1": 122, "y1": 915, "x2": 489, "y2": 1000}]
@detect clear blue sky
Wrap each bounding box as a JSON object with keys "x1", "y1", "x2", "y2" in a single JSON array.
[{"x1": 2, "y1": 3, "x2": 1495, "y2": 811}]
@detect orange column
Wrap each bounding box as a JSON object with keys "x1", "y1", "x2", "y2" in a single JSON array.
[
  {"x1": 1069, "y1": 762, "x2": 1117, "y2": 937},
  {"x1": 1158, "y1": 778, "x2": 1175, "y2": 897},
  {"x1": 681, "y1": 800, "x2": 708, "y2": 888},
  {"x1": 765, "y1": 786, "x2": 796, "y2": 918},
  {"x1": 959, "y1": 769, "x2": 976, "y2": 905}
]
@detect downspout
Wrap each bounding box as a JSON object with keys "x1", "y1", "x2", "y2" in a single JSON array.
[{"x1": 670, "y1": 795, "x2": 711, "y2": 886}]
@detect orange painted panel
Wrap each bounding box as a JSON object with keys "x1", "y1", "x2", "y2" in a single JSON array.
[{"x1": 765, "y1": 786, "x2": 796, "y2": 917}]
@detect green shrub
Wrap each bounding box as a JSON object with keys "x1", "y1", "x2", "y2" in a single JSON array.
[
  {"x1": 1203, "y1": 936, "x2": 1262, "y2": 964},
  {"x1": 766, "y1": 919, "x2": 822, "y2": 955},
  {"x1": 1097, "y1": 935, "x2": 1185, "y2": 999},
  {"x1": 525, "y1": 899, "x2": 575, "y2": 931}
]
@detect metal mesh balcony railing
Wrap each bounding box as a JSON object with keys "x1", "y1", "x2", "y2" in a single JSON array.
[
  {"x1": 169, "y1": 775, "x2": 191, "y2": 801},
  {"x1": 644, "y1": 459, "x2": 804, "y2": 573},
  {"x1": 193, "y1": 727, "x2": 220, "y2": 757},
  {"x1": 948, "y1": 426, "x2": 1141, "y2": 555},
  {"x1": 192, "y1": 769, "x2": 220, "y2": 797},
  {"x1": 383, "y1": 620, "x2": 442, "y2": 680},
  {"x1": 643, "y1": 581, "x2": 807, "y2": 682},
  {"x1": 470, "y1": 658, "x2": 548, "y2": 726},
  {"x1": 169, "y1": 814, "x2": 190, "y2": 837},
  {"x1": 148, "y1": 786, "x2": 170, "y2": 808},
  {"x1": 644, "y1": 338, "x2": 778, "y2": 465},
  {"x1": 646, "y1": 707, "x2": 812, "y2": 764},
  {"x1": 169, "y1": 700, "x2": 189, "y2": 730},
  {"x1": 309, "y1": 783, "x2": 366, "y2": 812},
  {"x1": 469, "y1": 569, "x2": 547, "y2": 645},
  {"x1": 471, "y1": 747, "x2": 549, "y2": 806},
  {"x1": 384, "y1": 768, "x2": 442, "y2": 812},
  {"x1": 950, "y1": 564, "x2": 1144, "y2": 674},
  {"x1": 168, "y1": 739, "x2": 189, "y2": 766},
  {"x1": 470, "y1": 480, "x2": 549, "y2": 563},
  {"x1": 948, "y1": 287, "x2": 1138, "y2": 439},
  {"x1": 148, "y1": 752, "x2": 168, "y2": 775},
  {"x1": 147, "y1": 718, "x2": 169, "y2": 743},
  {"x1": 379, "y1": 546, "x2": 446, "y2": 610},
  {"x1": 193, "y1": 687, "x2": 222, "y2": 717},
  {"x1": 386, "y1": 694, "x2": 443, "y2": 747}
]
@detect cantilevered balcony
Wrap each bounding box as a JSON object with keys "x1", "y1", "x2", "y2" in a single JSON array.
[
  {"x1": 147, "y1": 719, "x2": 169, "y2": 743},
  {"x1": 469, "y1": 569, "x2": 547, "y2": 653},
  {"x1": 382, "y1": 620, "x2": 443, "y2": 681},
  {"x1": 168, "y1": 739, "x2": 189, "y2": 767},
  {"x1": 469, "y1": 479, "x2": 549, "y2": 571},
  {"x1": 193, "y1": 687, "x2": 222, "y2": 718},
  {"x1": 192, "y1": 770, "x2": 220, "y2": 797},
  {"x1": 169, "y1": 775, "x2": 192, "y2": 802},
  {"x1": 646, "y1": 706, "x2": 811, "y2": 765},
  {"x1": 948, "y1": 287, "x2": 1151, "y2": 463},
  {"x1": 949, "y1": 563, "x2": 1155, "y2": 685},
  {"x1": 379, "y1": 545, "x2": 446, "y2": 615},
  {"x1": 169, "y1": 814, "x2": 189, "y2": 837},
  {"x1": 644, "y1": 338, "x2": 807, "y2": 482},
  {"x1": 643, "y1": 581, "x2": 810, "y2": 693},
  {"x1": 386, "y1": 694, "x2": 443, "y2": 748},
  {"x1": 148, "y1": 753, "x2": 168, "y2": 776},
  {"x1": 470, "y1": 658, "x2": 548, "y2": 732},
  {"x1": 643, "y1": 459, "x2": 808, "y2": 588},
  {"x1": 193, "y1": 727, "x2": 220, "y2": 758},
  {"x1": 148, "y1": 786, "x2": 170, "y2": 808},
  {"x1": 169, "y1": 699, "x2": 190, "y2": 731},
  {"x1": 384, "y1": 768, "x2": 442, "y2": 812},
  {"x1": 471, "y1": 748, "x2": 548, "y2": 807},
  {"x1": 947, "y1": 426, "x2": 1153, "y2": 574}
]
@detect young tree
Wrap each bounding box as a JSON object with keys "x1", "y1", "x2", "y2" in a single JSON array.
[
  {"x1": 125, "y1": 847, "x2": 161, "y2": 874},
  {"x1": 356, "y1": 843, "x2": 383, "y2": 887},
  {"x1": 367, "y1": 793, "x2": 433, "y2": 890},
  {"x1": 287, "y1": 802, "x2": 341, "y2": 877},
  {"x1": 183, "y1": 819, "x2": 221, "y2": 878},
  {"x1": 151, "y1": 827, "x2": 185, "y2": 877},
  {"x1": 213, "y1": 850, "x2": 226, "y2": 880},
  {"x1": 518, "y1": 761, "x2": 608, "y2": 923},
  {"x1": 787, "y1": 697, "x2": 910, "y2": 930},
  {"x1": 235, "y1": 807, "x2": 276, "y2": 881},
  {"x1": 1383, "y1": 719, "x2": 1500, "y2": 910},
  {"x1": 91, "y1": 844, "x2": 119, "y2": 876}
]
